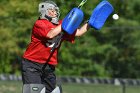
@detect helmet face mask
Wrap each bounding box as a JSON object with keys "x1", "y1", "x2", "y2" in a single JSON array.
[
  {"x1": 47, "y1": 7, "x2": 59, "y2": 18},
  {"x1": 39, "y1": 1, "x2": 60, "y2": 24}
]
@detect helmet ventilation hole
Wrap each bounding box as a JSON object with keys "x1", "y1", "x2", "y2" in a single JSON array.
[{"x1": 42, "y1": 5, "x2": 44, "y2": 8}]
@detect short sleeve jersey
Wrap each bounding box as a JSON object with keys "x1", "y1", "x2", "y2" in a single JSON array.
[{"x1": 23, "y1": 19, "x2": 75, "y2": 65}]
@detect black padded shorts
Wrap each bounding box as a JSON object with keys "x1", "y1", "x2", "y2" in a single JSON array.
[{"x1": 21, "y1": 58, "x2": 56, "y2": 93}]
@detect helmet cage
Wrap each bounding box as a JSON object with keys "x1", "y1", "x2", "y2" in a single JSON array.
[{"x1": 39, "y1": 1, "x2": 60, "y2": 24}]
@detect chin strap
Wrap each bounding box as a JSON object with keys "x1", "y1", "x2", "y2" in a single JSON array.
[
  {"x1": 44, "y1": 15, "x2": 59, "y2": 24},
  {"x1": 51, "y1": 17, "x2": 59, "y2": 24}
]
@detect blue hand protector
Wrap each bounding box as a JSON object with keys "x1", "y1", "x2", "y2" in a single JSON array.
[
  {"x1": 62, "y1": 8, "x2": 84, "y2": 35},
  {"x1": 88, "y1": 0, "x2": 114, "y2": 30}
]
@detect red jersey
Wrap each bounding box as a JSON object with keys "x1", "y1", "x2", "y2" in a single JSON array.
[{"x1": 23, "y1": 19, "x2": 75, "y2": 65}]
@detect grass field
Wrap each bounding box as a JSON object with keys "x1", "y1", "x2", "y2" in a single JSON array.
[{"x1": 0, "y1": 81, "x2": 140, "y2": 93}]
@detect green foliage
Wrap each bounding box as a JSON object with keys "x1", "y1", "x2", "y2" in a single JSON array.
[{"x1": 0, "y1": 0, "x2": 140, "y2": 78}]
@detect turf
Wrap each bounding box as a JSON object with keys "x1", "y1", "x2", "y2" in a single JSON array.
[{"x1": 0, "y1": 81, "x2": 140, "y2": 93}]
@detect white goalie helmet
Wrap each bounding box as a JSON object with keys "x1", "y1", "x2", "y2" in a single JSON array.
[{"x1": 39, "y1": 0, "x2": 60, "y2": 24}]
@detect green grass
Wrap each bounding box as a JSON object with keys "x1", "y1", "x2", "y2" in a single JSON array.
[
  {"x1": 0, "y1": 81, "x2": 140, "y2": 93},
  {"x1": 0, "y1": 81, "x2": 22, "y2": 93},
  {"x1": 63, "y1": 83, "x2": 122, "y2": 93}
]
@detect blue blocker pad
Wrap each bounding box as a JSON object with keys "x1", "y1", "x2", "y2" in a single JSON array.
[
  {"x1": 62, "y1": 8, "x2": 84, "y2": 35},
  {"x1": 89, "y1": 1, "x2": 114, "y2": 30}
]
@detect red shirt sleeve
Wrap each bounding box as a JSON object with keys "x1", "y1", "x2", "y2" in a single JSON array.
[
  {"x1": 32, "y1": 20, "x2": 52, "y2": 40},
  {"x1": 59, "y1": 19, "x2": 76, "y2": 43},
  {"x1": 63, "y1": 31, "x2": 76, "y2": 43}
]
